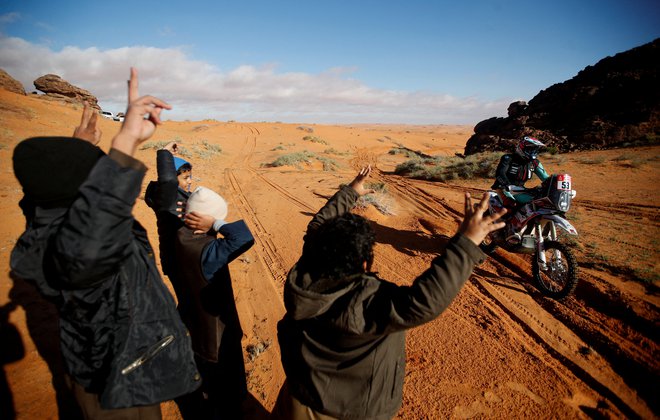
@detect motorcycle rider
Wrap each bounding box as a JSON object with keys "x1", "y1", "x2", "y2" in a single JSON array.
[{"x1": 491, "y1": 136, "x2": 550, "y2": 243}]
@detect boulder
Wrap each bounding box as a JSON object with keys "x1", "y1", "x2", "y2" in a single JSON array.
[
  {"x1": 33, "y1": 74, "x2": 100, "y2": 110},
  {"x1": 0, "y1": 68, "x2": 26, "y2": 95},
  {"x1": 465, "y1": 38, "x2": 659, "y2": 155}
]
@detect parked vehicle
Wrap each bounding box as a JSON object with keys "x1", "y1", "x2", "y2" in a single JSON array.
[
  {"x1": 113, "y1": 112, "x2": 125, "y2": 122},
  {"x1": 481, "y1": 174, "x2": 579, "y2": 299},
  {"x1": 100, "y1": 110, "x2": 114, "y2": 120}
]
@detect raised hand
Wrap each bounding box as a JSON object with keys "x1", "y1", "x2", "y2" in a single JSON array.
[
  {"x1": 111, "y1": 68, "x2": 172, "y2": 156},
  {"x1": 458, "y1": 192, "x2": 507, "y2": 245},
  {"x1": 184, "y1": 211, "x2": 216, "y2": 234},
  {"x1": 163, "y1": 141, "x2": 178, "y2": 154},
  {"x1": 73, "y1": 103, "x2": 102, "y2": 145},
  {"x1": 349, "y1": 165, "x2": 376, "y2": 196}
]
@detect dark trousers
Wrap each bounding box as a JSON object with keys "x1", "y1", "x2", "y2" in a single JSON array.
[
  {"x1": 176, "y1": 339, "x2": 247, "y2": 420},
  {"x1": 65, "y1": 376, "x2": 161, "y2": 420}
]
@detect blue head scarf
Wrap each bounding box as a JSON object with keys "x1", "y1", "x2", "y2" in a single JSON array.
[{"x1": 173, "y1": 157, "x2": 191, "y2": 172}]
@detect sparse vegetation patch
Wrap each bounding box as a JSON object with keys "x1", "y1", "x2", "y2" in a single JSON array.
[
  {"x1": 353, "y1": 181, "x2": 395, "y2": 215},
  {"x1": 395, "y1": 152, "x2": 503, "y2": 181},
  {"x1": 303, "y1": 135, "x2": 329, "y2": 145}
]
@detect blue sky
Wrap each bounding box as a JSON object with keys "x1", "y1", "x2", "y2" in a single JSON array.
[{"x1": 0, "y1": 1, "x2": 658, "y2": 124}]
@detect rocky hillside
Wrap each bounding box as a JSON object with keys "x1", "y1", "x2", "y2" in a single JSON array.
[{"x1": 465, "y1": 38, "x2": 659, "y2": 155}]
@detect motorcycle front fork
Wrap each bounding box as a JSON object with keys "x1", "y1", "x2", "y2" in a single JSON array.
[
  {"x1": 536, "y1": 221, "x2": 561, "y2": 272},
  {"x1": 536, "y1": 223, "x2": 548, "y2": 270}
]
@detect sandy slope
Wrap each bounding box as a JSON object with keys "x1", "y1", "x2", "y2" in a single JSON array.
[{"x1": 0, "y1": 90, "x2": 658, "y2": 419}]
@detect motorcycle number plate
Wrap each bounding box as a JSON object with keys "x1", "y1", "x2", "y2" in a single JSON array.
[{"x1": 557, "y1": 174, "x2": 572, "y2": 191}]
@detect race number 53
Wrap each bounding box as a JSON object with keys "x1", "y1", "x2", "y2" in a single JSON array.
[{"x1": 557, "y1": 174, "x2": 572, "y2": 190}]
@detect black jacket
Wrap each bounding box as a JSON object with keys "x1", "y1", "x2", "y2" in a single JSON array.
[
  {"x1": 278, "y1": 186, "x2": 486, "y2": 419},
  {"x1": 145, "y1": 149, "x2": 189, "y2": 277},
  {"x1": 10, "y1": 150, "x2": 200, "y2": 409},
  {"x1": 491, "y1": 153, "x2": 548, "y2": 189}
]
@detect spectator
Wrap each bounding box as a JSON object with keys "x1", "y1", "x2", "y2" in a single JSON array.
[
  {"x1": 271, "y1": 166, "x2": 506, "y2": 420},
  {"x1": 10, "y1": 69, "x2": 200, "y2": 419},
  {"x1": 145, "y1": 141, "x2": 193, "y2": 288},
  {"x1": 172, "y1": 186, "x2": 255, "y2": 419}
]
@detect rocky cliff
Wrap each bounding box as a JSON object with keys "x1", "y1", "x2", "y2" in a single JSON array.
[{"x1": 465, "y1": 38, "x2": 659, "y2": 155}]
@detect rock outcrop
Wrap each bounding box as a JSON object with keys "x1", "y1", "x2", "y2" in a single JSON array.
[
  {"x1": 0, "y1": 68, "x2": 26, "y2": 95},
  {"x1": 33, "y1": 74, "x2": 100, "y2": 110},
  {"x1": 465, "y1": 38, "x2": 659, "y2": 155}
]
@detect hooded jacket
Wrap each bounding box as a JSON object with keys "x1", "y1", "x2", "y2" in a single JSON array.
[
  {"x1": 10, "y1": 149, "x2": 200, "y2": 409},
  {"x1": 278, "y1": 186, "x2": 486, "y2": 419}
]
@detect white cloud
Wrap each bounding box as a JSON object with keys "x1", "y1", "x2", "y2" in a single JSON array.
[{"x1": 0, "y1": 35, "x2": 511, "y2": 124}]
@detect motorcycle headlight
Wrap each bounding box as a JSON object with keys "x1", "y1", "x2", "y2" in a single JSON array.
[{"x1": 558, "y1": 191, "x2": 571, "y2": 212}]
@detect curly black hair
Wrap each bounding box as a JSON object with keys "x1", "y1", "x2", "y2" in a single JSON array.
[{"x1": 302, "y1": 213, "x2": 376, "y2": 284}]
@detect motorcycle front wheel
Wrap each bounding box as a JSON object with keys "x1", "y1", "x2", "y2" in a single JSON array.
[{"x1": 532, "y1": 241, "x2": 578, "y2": 300}]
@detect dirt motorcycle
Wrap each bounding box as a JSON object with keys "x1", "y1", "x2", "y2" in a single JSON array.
[{"x1": 481, "y1": 174, "x2": 579, "y2": 299}]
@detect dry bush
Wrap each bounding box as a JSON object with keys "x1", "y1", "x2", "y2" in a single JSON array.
[
  {"x1": 270, "y1": 151, "x2": 317, "y2": 168},
  {"x1": 395, "y1": 152, "x2": 502, "y2": 181},
  {"x1": 302, "y1": 135, "x2": 328, "y2": 145},
  {"x1": 316, "y1": 156, "x2": 339, "y2": 171},
  {"x1": 353, "y1": 182, "x2": 395, "y2": 215}
]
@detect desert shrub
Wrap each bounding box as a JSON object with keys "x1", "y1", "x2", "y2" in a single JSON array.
[
  {"x1": 546, "y1": 146, "x2": 559, "y2": 155},
  {"x1": 297, "y1": 126, "x2": 314, "y2": 133},
  {"x1": 303, "y1": 135, "x2": 328, "y2": 145},
  {"x1": 194, "y1": 140, "x2": 222, "y2": 159},
  {"x1": 350, "y1": 181, "x2": 395, "y2": 215},
  {"x1": 324, "y1": 148, "x2": 349, "y2": 156},
  {"x1": 612, "y1": 152, "x2": 649, "y2": 168},
  {"x1": 389, "y1": 147, "x2": 416, "y2": 157},
  {"x1": 365, "y1": 182, "x2": 387, "y2": 193},
  {"x1": 395, "y1": 152, "x2": 502, "y2": 181},
  {"x1": 356, "y1": 193, "x2": 395, "y2": 215},
  {"x1": 316, "y1": 156, "x2": 339, "y2": 171},
  {"x1": 394, "y1": 157, "x2": 438, "y2": 178},
  {"x1": 139, "y1": 140, "x2": 171, "y2": 150},
  {"x1": 177, "y1": 147, "x2": 193, "y2": 159},
  {"x1": 270, "y1": 151, "x2": 317, "y2": 168},
  {"x1": 388, "y1": 147, "x2": 433, "y2": 159},
  {"x1": 272, "y1": 145, "x2": 286, "y2": 151}
]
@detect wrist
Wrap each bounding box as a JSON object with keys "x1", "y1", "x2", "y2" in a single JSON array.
[
  {"x1": 111, "y1": 133, "x2": 138, "y2": 156},
  {"x1": 213, "y1": 219, "x2": 227, "y2": 231}
]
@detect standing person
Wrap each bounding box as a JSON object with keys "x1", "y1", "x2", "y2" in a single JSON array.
[
  {"x1": 271, "y1": 166, "x2": 506, "y2": 420},
  {"x1": 145, "y1": 141, "x2": 193, "y2": 292},
  {"x1": 491, "y1": 136, "x2": 550, "y2": 242},
  {"x1": 174, "y1": 186, "x2": 255, "y2": 419},
  {"x1": 10, "y1": 69, "x2": 200, "y2": 419}
]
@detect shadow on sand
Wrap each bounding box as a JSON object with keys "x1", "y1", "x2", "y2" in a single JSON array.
[{"x1": 7, "y1": 273, "x2": 83, "y2": 419}]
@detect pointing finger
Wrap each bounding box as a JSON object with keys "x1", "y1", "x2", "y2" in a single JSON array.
[{"x1": 128, "y1": 67, "x2": 138, "y2": 104}]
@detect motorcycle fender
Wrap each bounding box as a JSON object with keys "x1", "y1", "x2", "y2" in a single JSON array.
[{"x1": 542, "y1": 215, "x2": 578, "y2": 235}]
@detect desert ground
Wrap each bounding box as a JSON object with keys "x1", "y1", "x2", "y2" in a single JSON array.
[{"x1": 0, "y1": 89, "x2": 658, "y2": 419}]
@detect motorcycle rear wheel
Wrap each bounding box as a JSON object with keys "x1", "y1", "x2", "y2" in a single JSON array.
[{"x1": 532, "y1": 241, "x2": 578, "y2": 300}]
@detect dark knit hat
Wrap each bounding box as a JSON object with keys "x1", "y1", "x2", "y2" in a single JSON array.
[{"x1": 13, "y1": 137, "x2": 106, "y2": 208}]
